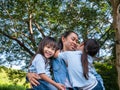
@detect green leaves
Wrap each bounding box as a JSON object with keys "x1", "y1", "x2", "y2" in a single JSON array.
[{"x1": 0, "y1": 0, "x2": 113, "y2": 68}]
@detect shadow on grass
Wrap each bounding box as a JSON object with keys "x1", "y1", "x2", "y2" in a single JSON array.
[{"x1": 0, "y1": 84, "x2": 26, "y2": 90}]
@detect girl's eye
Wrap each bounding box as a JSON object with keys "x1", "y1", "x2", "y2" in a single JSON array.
[{"x1": 46, "y1": 45, "x2": 50, "y2": 48}]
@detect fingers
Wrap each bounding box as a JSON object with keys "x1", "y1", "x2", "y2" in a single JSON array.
[
  {"x1": 33, "y1": 73, "x2": 41, "y2": 79},
  {"x1": 30, "y1": 77, "x2": 40, "y2": 86},
  {"x1": 30, "y1": 83, "x2": 33, "y2": 88},
  {"x1": 79, "y1": 42, "x2": 84, "y2": 47},
  {"x1": 27, "y1": 73, "x2": 40, "y2": 86},
  {"x1": 59, "y1": 84, "x2": 66, "y2": 90}
]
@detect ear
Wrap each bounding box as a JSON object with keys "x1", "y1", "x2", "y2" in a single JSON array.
[{"x1": 61, "y1": 36, "x2": 66, "y2": 42}]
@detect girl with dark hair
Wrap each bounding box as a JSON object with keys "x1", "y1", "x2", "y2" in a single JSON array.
[
  {"x1": 56, "y1": 39, "x2": 103, "y2": 90},
  {"x1": 28, "y1": 36, "x2": 65, "y2": 90}
]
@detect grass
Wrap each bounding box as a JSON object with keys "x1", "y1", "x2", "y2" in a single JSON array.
[
  {"x1": 0, "y1": 66, "x2": 30, "y2": 90},
  {"x1": 0, "y1": 84, "x2": 26, "y2": 90}
]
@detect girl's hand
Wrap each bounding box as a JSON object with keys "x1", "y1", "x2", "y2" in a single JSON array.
[
  {"x1": 77, "y1": 42, "x2": 84, "y2": 51},
  {"x1": 54, "y1": 50, "x2": 60, "y2": 58},
  {"x1": 56, "y1": 83, "x2": 66, "y2": 90}
]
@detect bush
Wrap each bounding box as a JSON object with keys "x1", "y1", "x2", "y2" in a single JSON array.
[{"x1": 94, "y1": 62, "x2": 119, "y2": 90}]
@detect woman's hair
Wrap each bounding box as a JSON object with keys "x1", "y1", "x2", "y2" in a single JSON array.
[
  {"x1": 81, "y1": 39, "x2": 100, "y2": 79},
  {"x1": 58, "y1": 31, "x2": 78, "y2": 50},
  {"x1": 29, "y1": 36, "x2": 57, "y2": 66}
]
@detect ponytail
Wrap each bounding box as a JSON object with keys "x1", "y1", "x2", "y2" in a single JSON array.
[
  {"x1": 81, "y1": 39, "x2": 99, "y2": 80},
  {"x1": 81, "y1": 48, "x2": 89, "y2": 79}
]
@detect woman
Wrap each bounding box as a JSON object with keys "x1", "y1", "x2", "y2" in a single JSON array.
[{"x1": 55, "y1": 39, "x2": 103, "y2": 90}]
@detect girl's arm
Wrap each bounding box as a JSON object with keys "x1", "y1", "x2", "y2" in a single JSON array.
[{"x1": 39, "y1": 73, "x2": 65, "y2": 90}]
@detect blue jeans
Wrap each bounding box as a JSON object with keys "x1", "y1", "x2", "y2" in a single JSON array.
[
  {"x1": 32, "y1": 80, "x2": 57, "y2": 90},
  {"x1": 92, "y1": 81, "x2": 103, "y2": 90}
]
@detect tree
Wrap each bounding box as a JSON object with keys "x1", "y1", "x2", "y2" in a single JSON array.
[
  {"x1": 110, "y1": 0, "x2": 120, "y2": 89},
  {"x1": 0, "y1": 0, "x2": 118, "y2": 89},
  {"x1": 0, "y1": 0, "x2": 112, "y2": 67}
]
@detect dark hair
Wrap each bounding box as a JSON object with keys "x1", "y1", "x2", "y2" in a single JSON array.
[
  {"x1": 29, "y1": 36, "x2": 57, "y2": 66},
  {"x1": 58, "y1": 31, "x2": 78, "y2": 50},
  {"x1": 81, "y1": 39, "x2": 100, "y2": 79}
]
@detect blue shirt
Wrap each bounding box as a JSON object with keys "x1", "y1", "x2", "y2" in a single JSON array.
[
  {"x1": 52, "y1": 56, "x2": 71, "y2": 87},
  {"x1": 28, "y1": 54, "x2": 51, "y2": 78}
]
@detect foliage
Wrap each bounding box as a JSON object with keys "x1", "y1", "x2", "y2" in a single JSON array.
[
  {"x1": 5, "y1": 68, "x2": 26, "y2": 85},
  {"x1": 0, "y1": 62, "x2": 119, "y2": 90},
  {"x1": 0, "y1": 0, "x2": 114, "y2": 68},
  {"x1": 0, "y1": 66, "x2": 29, "y2": 89},
  {"x1": 94, "y1": 61, "x2": 119, "y2": 90},
  {"x1": 0, "y1": 84, "x2": 25, "y2": 90},
  {"x1": 0, "y1": 0, "x2": 118, "y2": 89}
]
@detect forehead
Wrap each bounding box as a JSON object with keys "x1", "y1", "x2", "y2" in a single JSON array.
[
  {"x1": 68, "y1": 33, "x2": 78, "y2": 39},
  {"x1": 45, "y1": 42, "x2": 56, "y2": 48}
]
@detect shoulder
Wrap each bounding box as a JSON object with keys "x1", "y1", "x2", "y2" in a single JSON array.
[
  {"x1": 88, "y1": 55, "x2": 93, "y2": 64},
  {"x1": 75, "y1": 51, "x2": 82, "y2": 54},
  {"x1": 35, "y1": 54, "x2": 42, "y2": 58},
  {"x1": 33, "y1": 54, "x2": 44, "y2": 62}
]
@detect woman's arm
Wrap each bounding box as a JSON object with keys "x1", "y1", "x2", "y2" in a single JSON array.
[{"x1": 27, "y1": 72, "x2": 40, "y2": 86}]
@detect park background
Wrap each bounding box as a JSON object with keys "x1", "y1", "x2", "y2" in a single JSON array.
[{"x1": 0, "y1": 0, "x2": 120, "y2": 90}]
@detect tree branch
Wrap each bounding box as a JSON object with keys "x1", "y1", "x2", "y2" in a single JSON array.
[
  {"x1": 98, "y1": 24, "x2": 113, "y2": 46},
  {"x1": 34, "y1": 22, "x2": 45, "y2": 37},
  {"x1": 0, "y1": 30, "x2": 34, "y2": 56},
  {"x1": 27, "y1": 13, "x2": 36, "y2": 51}
]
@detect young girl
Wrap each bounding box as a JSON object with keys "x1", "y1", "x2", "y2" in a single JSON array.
[
  {"x1": 28, "y1": 36, "x2": 65, "y2": 90},
  {"x1": 55, "y1": 39, "x2": 103, "y2": 90}
]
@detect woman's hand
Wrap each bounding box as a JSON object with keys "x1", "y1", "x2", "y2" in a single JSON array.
[{"x1": 27, "y1": 72, "x2": 41, "y2": 86}]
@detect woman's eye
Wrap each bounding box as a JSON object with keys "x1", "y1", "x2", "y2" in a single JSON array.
[{"x1": 46, "y1": 46, "x2": 50, "y2": 48}]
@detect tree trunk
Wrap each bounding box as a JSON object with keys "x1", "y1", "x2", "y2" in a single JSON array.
[
  {"x1": 116, "y1": 6, "x2": 120, "y2": 89},
  {"x1": 111, "y1": 0, "x2": 120, "y2": 89}
]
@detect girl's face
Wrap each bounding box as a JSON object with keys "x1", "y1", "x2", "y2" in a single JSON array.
[
  {"x1": 43, "y1": 44, "x2": 56, "y2": 59},
  {"x1": 62, "y1": 33, "x2": 78, "y2": 51}
]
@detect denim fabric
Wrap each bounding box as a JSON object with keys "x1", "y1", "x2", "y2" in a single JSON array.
[
  {"x1": 92, "y1": 81, "x2": 103, "y2": 90},
  {"x1": 32, "y1": 80, "x2": 57, "y2": 90},
  {"x1": 52, "y1": 57, "x2": 68, "y2": 84},
  {"x1": 66, "y1": 88, "x2": 74, "y2": 90},
  {"x1": 90, "y1": 66, "x2": 105, "y2": 90}
]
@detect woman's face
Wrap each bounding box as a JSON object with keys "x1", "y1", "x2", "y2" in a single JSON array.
[{"x1": 62, "y1": 32, "x2": 78, "y2": 51}]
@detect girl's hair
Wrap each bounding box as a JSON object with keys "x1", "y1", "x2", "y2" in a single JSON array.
[
  {"x1": 29, "y1": 36, "x2": 57, "y2": 66},
  {"x1": 81, "y1": 39, "x2": 100, "y2": 79},
  {"x1": 58, "y1": 31, "x2": 78, "y2": 50}
]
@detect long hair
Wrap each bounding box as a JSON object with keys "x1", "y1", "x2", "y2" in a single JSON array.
[
  {"x1": 29, "y1": 36, "x2": 57, "y2": 66},
  {"x1": 81, "y1": 39, "x2": 100, "y2": 79},
  {"x1": 58, "y1": 31, "x2": 78, "y2": 50}
]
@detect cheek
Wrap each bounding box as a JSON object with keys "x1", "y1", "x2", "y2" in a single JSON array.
[{"x1": 52, "y1": 51, "x2": 55, "y2": 54}]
